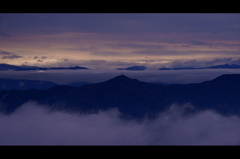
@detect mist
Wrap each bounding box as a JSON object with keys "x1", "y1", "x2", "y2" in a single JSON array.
[
  {"x1": 1, "y1": 102, "x2": 240, "y2": 145},
  {"x1": 1, "y1": 69, "x2": 240, "y2": 84}
]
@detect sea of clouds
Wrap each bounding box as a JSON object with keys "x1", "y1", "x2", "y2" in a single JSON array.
[{"x1": 1, "y1": 102, "x2": 240, "y2": 145}]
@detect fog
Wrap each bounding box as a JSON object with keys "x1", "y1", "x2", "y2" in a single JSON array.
[
  {"x1": 1, "y1": 102, "x2": 240, "y2": 145},
  {"x1": 1, "y1": 69, "x2": 240, "y2": 84}
]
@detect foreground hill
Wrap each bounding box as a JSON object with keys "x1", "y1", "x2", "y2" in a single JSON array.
[{"x1": 0, "y1": 74, "x2": 240, "y2": 118}]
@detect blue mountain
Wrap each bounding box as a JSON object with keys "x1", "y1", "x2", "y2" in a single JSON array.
[
  {"x1": 1, "y1": 74, "x2": 240, "y2": 118},
  {"x1": 158, "y1": 64, "x2": 240, "y2": 70},
  {"x1": 207, "y1": 64, "x2": 240, "y2": 69},
  {"x1": 0, "y1": 64, "x2": 89, "y2": 71},
  {"x1": 0, "y1": 78, "x2": 57, "y2": 91},
  {"x1": 66, "y1": 81, "x2": 92, "y2": 87}
]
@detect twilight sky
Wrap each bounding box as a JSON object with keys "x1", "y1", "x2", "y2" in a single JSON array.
[{"x1": 0, "y1": 13, "x2": 240, "y2": 70}]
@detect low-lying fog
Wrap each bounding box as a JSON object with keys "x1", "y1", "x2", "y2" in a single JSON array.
[{"x1": 1, "y1": 102, "x2": 240, "y2": 145}]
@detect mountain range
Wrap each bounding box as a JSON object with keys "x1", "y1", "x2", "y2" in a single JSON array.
[
  {"x1": 0, "y1": 64, "x2": 89, "y2": 71},
  {"x1": 0, "y1": 78, "x2": 93, "y2": 91},
  {"x1": 158, "y1": 64, "x2": 240, "y2": 70},
  {"x1": 0, "y1": 74, "x2": 240, "y2": 118},
  {"x1": 0, "y1": 78, "x2": 57, "y2": 91},
  {"x1": 1, "y1": 63, "x2": 240, "y2": 71}
]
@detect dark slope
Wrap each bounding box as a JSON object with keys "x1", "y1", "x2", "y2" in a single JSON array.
[
  {"x1": 0, "y1": 74, "x2": 240, "y2": 118},
  {"x1": 167, "y1": 74, "x2": 240, "y2": 115},
  {"x1": 0, "y1": 75, "x2": 173, "y2": 118},
  {"x1": 78, "y1": 75, "x2": 174, "y2": 117}
]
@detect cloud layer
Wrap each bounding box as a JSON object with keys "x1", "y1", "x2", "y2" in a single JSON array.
[
  {"x1": 1, "y1": 14, "x2": 239, "y2": 69},
  {"x1": 1, "y1": 102, "x2": 240, "y2": 145},
  {"x1": 0, "y1": 50, "x2": 22, "y2": 59}
]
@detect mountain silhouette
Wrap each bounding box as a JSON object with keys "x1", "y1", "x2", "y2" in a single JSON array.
[
  {"x1": 207, "y1": 64, "x2": 240, "y2": 69},
  {"x1": 0, "y1": 78, "x2": 57, "y2": 91},
  {"x1": 158, "y1": 64, "x2": 240, "y2": 70},
  {"x1": 0, "y1": 63, "x2": 89, "y2": 71},
  {"x1": 0, "y1": 74, "x2": 240, "y2": 118}
]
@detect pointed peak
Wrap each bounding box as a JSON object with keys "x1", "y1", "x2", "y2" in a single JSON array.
[
  {"x1": 117, "y1": 74, "x2": 130, "y2": 78},
  {"x1": 212, "y1": 74, "x2": 240, "y2": 82},
  {"x1": 104, "y1": 75, "x2": 137, "y2": 84},
  {"x1": 215, "y1": 74, "x2": 240, "y2": 78},
  {"x1": 111, "y1": 75, "x2": 131, "y2": 80}
]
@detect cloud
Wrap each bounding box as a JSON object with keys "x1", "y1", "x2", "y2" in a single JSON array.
[
  {"x1": 107, "y1": 43, "x2": 165, "y2": 50},
  {"x1": 1, "y1": 14, "x2": 240, "y2": 35},
  {"x1": 62, "y1": 58, "x2": 68, "y2": 62},
  {"x1": 1, "y1": 102, "x2": 240, "y2": 145},
  {"x1": 41, "y1": 56, "x2": 48, "y2": 59},
  {"x1": 1, "y1": 68, "x2": 240, "y2": 85},
  {"x1": 190, "y1": 40, "x2": 208, "y2": 46},
  {"x1": 169, "y1": 58, "x2": 240, "y2": 68},
  {"x1": 0, "y1": 32, "x2": 10, "y2": 37},
  {"x1": 2, "y1": 54, "x2": 23, "y2": 59},
  {"x1": 0, "y1": 50, "x2": 11, "y2": 55},
  {"x1": 90, "y1": 51, "x2": 122, "y2": 56},
  {"x1": 0, "y1": 50, "x2": 22, "y2": 59},
  {"x1": 0, "y1": 102, "x2": 148, "y2": 145}
]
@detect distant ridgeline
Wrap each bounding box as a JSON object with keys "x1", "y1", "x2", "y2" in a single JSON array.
[
  {"x1": 1, "y1": 74, "x2": 240, "y2": 119},
  {"x1": 0, "y1": 78, "x2": 92, "y2": 91},
  {"x1": 158, "y1": 64, "x2": 240, "y2": 70},
  {"x1": 0, "y1": 78, "x2": 57, "y2": 91},
  {"x1": 116, "y1": 66, "x2": 147, "y2": 70},
  {"x1": 0, "y1": 64, "x2": 89, "y2": 71},
  {"x1": 1, "y1": 63, "x2": 240, "y2": 71}
]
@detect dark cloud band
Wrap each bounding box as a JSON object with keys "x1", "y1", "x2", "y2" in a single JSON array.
[{"x1": 0, "y1": 50, "x2": 23, "y2": 59}]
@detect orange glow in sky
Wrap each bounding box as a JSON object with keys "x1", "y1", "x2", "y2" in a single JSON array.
[{"x1": 0, "y1": 13, "x2": 240, "y2": 69}]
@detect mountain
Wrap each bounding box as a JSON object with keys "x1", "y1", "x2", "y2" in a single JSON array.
[
  {"x1": 158, "y1": 64, "x2": 240, "y2": 70},
  {"x1": 207, "y1": 64, "x2": 240, "y2": 69},
  {"x1": 0, "y1": 74, "x2": 240, "y2": 118},
  {"x1": 0, "y1": 78, "x2": 94, "y2": 91},
  {"x1": 0, "y1": 64, "x2": 89, "y2": 71},
  {"x1": 117, "y1": 66, "x2": 147, "y2": 71},
  {"x1": 66, "y1": 81, "x2": 92, "y2": 87},
  {"x1": 0, "y1": 78, "x2": 57, "y2": 91}
]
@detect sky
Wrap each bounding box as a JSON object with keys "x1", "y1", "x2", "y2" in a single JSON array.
[{"x1": 1, "y1": 13, "x2": 240, "y2": 70}]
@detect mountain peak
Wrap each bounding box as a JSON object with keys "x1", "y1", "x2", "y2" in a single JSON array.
[
  {"x1": 110, "y1": 75, "x2": 132, "y2": 81},
  {"x1": 103, "y1": 75, "x2": 139, "y2": 85},
  {"x1": 214, "y1": 74, "x2": 240, "y2": 79},
  {"x1": 211, "y1": 74, "x2": 240, "y2": 83}
]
